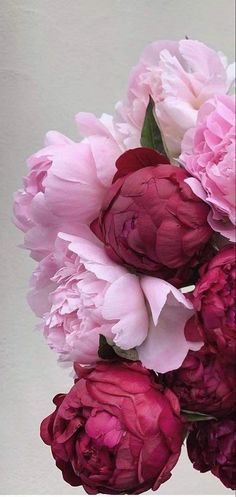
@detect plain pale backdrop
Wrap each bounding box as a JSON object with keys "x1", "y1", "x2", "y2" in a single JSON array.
[{"x1": 0, "y1": 0, "x2": 235, "y2": 494}]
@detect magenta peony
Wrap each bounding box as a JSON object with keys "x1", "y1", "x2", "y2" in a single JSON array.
[
  {"x1": 187, "y1": 417, "x2": 236, "y2": 490},
  {"x1": 163, "y1": 345, "x2": 236, "y2": 417},
  {"x1": 92, "y1": 147, "x2": 213, "y2": 287},
  {"x1": 40, "y1": 361, "x2": 185, "y2": 494},
  {"x1": 191, "y1": 245, "x2": 236, "y2": 363},
  {"x1": 115, "y1": 40, "x2": 235, "y2": 158},
  {"x1": 181, "y1": 95, "x2": 236, "y2": 241}
]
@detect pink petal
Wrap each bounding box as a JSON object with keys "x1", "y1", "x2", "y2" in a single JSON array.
[
  {"x1": 59, "y1": 233, "x2": 125, "y2": 283},
  {"x1": 102, "y1": 274, "x2": 149, "y2": 349},
  {"x1": 44, "y1": 131, "x2": 74, "y2": 147},
  {"x1": 208, "y1": 211, "x2": 236, "y2": 242},
  {"x1": 138, "y1": 276, "x2": 202, "y2": 373},
  {"x1": 184, "y1": 177, "x2": 207, "y2": 202},
  {"x1": 76, "y1": 112, "x2": 123, "y2": 186},
  {"x1": 44, "y1": 142, "x2": 106, "y2": 224}
]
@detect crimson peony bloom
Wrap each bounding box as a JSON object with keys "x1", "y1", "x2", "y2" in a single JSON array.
[
  {"x1": 92, "y1": 148, "x2": 213, "y2": 287},
  {"x1": 192, "y1": 245, "x2": 236, "y2": 362},
  {"x1": 187, "y1": 417, "x2": 236, "y2": 490},
  {"x1": 162, "y1": 345, "x2": 236, "y2": 418},
  {"x1": 40, "y1": 361, "x2": 184, "y2": 494}
]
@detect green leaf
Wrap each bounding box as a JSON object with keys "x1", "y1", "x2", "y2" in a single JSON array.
[
  {"x1": 98, "y1": 335, "x2": 118, "y2": 360},
  {"x1": 140, "y1": 96, "x2": 166, "y2": 155},
  {"x1": 181, "y1": 410, "x2": 217, "y2": 422},
  {"x1": 113, "y1": 345, "x2": 138, "y2": 361}
]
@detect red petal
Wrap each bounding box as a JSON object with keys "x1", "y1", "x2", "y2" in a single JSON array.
[{"x1": 113, "y1": 147, "x2": 169, "y2": 182}]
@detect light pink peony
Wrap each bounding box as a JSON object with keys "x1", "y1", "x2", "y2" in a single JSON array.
[
  {"x1": 115, "y1": 39, "x2": 235, "y2": 158},
  {"x1": 41, "y1": 232, "x2": 148, "y2": 364},
  {"x1": 13, "y1": 132, "x2": 75, "y2": 260},
  {"x1": 181, "y1": 95, "x2": 236, "y2": 241},
  {"x1": 29, "y1": 229, "x2": 202, "y2": 372},
  {"x1": 13, "y1": 114, "x2": 123, "y2": 261}
]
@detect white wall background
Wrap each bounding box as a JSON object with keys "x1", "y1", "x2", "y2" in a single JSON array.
[{"x1": 0, "y1": 0, "x2": 235, "y2": 494}]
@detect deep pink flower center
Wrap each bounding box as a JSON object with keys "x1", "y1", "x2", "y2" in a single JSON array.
[
  {"x1": 70, "y1": 408, "x2": 124, "y2": 484},
  {"x1": 76, "y1": 433, "x2": 114, "y2": 481}
]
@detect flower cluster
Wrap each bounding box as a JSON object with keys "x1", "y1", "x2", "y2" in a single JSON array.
[{"x1": 13, "y1": 39, "x2": 235, "y2": 494}]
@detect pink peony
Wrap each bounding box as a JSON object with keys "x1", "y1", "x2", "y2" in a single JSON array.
[
  {"x1": 28, "y1": 229, "x2": 202, "y2": 371},
  {"x1": 180, "y1": 95, "x2": 236, "y2": 241},
  {"x1": 13, "y1": 114, "x2": 123, "y2": 261},
  {"x1": 13, "y1": 132, "x2": 75, "y2": 260},
  {"x1": 40, "y1": 361, "x2": 185, "y2": 494},
  {"x1": 41, "y1": 232, "x2": 148, "y2": 365},
  {"x1": 115, "y1": 40, "x2": 235, "y2": 158}
]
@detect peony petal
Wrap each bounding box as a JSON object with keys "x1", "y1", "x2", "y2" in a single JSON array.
[
  {"x1": 102, "y1": 274, "x2": 149, "y2": 349},
  {"x1": 59, "y1": 233, "x2": 125, "y2": 283},
  {"x1": 138, "y1": 276, "x2": 202, "y2": 373},
  {"x1": 76, "y1": 112, "x2": 123, "y2": 186},
  {"x1": 226, "y1": 62, "x2": 236, "y2": 91},
  {"x1": 184, "y1": 177, "x2": 207, "y2": 202},
  {"x1": 114, "y1": 147, "x2": 169, "y2": 182},
  {"x1": 179, "y1": 39, "x2": 227, "y2": 80},
  {"x1": 208, "y1": 211, "x2": 236, "y2": 242},
  {"x1": 44, "y1": 142, "x2": 106, "y2": 224},
  {"x1": 44, "y1": 131, "x2": 74, "y2": 147}
]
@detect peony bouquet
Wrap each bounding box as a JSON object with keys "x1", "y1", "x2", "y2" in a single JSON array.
[{"x1": 13, "y1": 39, "x2": 235, "y2": 494}]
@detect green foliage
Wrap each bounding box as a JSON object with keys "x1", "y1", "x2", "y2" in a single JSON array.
[
  {"x1": 98, "y1": 335, "x2": 118, "y2": 360},
  {"x1": 181, "y1": 409, "x2": 217, "y2": 422},
  {"x1": 141, "y1": 96, "x2": 166, "y2": 155}
]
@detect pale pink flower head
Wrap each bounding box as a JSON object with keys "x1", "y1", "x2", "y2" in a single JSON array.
[
  {"x1": 13, "y1": 114, "x2": 123, "y2": 260},
  {"x1": 42, "y1": 233, "x2": 149, "y2": 365},
  {"x1": 13, "y1": 131, "x2": 72, "y2": 235},
  {"x1": 13, "y1": 132, "x2": 74, "y2": 260},
  {"x1": 44, "y1": 262, "x2": 108, "y2": 365},
  {"x1": 115, "y1": 39, "x2": 235, "y2": 158},
  {"x1": 29, "y1": 230, "x2": 202, "y2": 372},
  {"x1": 181, "y1": 95, "x2": 236, "y2": 241}
]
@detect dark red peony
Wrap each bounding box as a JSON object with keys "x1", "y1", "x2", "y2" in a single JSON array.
[
  {"x1": 91, "y1": 148, "x2": 213, "y2": 287},
  {"x1": 162, "y1": 345, "x2": 236, "y2": 417},
  {"x1": 187, "y1": 416, "x2": 236, "y2": 490},
  {"x1": 40, "y1": 360, "x2": 185, "y2": 494},
  {"x1": 191, "y1": 245, "x2": 236, "y2": 362}
]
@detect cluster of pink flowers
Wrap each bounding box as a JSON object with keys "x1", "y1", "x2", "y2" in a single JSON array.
[{"x1": 14, "y1": 39, "x2": 235, "y2": 494}]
